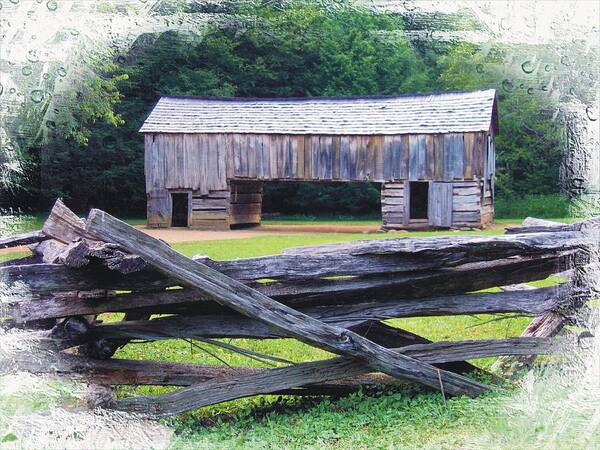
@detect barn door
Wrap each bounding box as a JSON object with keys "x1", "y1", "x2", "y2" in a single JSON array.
[{"x1": 428, "y1": 182, "x2": 452, "y2": 227}]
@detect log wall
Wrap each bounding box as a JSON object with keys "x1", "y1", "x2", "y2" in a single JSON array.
[
  {"x1": 190, "y1": 189, "x2": 230, "y2": 230},
  {"x1": 381, "y1": 182, "x2": 406, "y2": 227},
  {"x1": 230, "y1": 181, "x2": 263, "y2": 226},
  {"x1": 382, "y1": 180, "x2": 484, "y2": 229},
  {"x1": 145, "y1": 130, "x2": 494, "y2": 229}
]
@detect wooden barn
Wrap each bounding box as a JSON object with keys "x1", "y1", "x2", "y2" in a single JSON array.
[{"x1": 140, "y1": 89, "x2": 498, "y2": 230}]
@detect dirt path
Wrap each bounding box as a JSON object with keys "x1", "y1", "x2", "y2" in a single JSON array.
[
  {"x1": 141, "y1": 224, "x2": 382, "y2": 243},
  {"x1": 2, "y1": 221, "x2": 515, "y2": 256},
  {"x1": 0, "y1": 224, "x2": 383, "y2": 255}
]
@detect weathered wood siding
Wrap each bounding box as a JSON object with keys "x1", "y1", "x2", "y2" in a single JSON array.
[
  {"x1": 145, "y1": 133, "x2": 229, "y2": 195},
  {"x1": 146, "y1": 131, "x2": 487, "y2": 188},
  {"x1": 381, "y1": 182, "x2": 405, "y2": 227},
  {"x1": 145, "y1": 130, "x2": 494, "y2": 229},
  {"x1": 452, "y1": 181, "x2": 482, "y2": 228},
  {"x1": 226, "y1": 132, "x2": 486, "y2": 182}
]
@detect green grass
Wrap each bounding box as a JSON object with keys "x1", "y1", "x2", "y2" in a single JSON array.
[
  {"x1": 167, "y1": 389, "x2": 510, "y2": 450},
  {"x1": 494, "y1": 194, "x2": 577, "y2": 220},
  {"x1": 0, "y1": 251, "x2": 29, "y2": 264}
]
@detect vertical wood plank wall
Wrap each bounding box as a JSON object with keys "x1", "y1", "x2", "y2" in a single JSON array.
[{"x1": 145, "y1": 131, "x2": 493, "y2": 229}]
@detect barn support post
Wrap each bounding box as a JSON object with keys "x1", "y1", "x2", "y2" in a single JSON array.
[
  {"x1": 229, "y1": 180, "x2": 263, "y2": 227},
  {"x1": 381, "y1": 181, "x2": 405, "y2": 230}
]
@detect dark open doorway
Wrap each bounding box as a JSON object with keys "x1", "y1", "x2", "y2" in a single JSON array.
[
  {"x1": 409, "y1": 181, "x2": 429, "y2": 220},
  {"x1": 171, "y1": 193, "x2": 189, "y2": 227}
]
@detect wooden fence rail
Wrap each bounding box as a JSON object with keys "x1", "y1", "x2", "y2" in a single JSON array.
[{"x1": 0, "y1": 199, "x2": 595, "y2": 417}]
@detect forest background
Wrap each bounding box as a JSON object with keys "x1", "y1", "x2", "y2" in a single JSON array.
[{"x1": 5, "y1": 1, "x2": 568, "y2": 219}]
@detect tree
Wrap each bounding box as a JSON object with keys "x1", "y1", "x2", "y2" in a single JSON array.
[
  {"x1": 10, "y1": 2, "x2": 566, "y2": 216},
  {"x1": 5, "y1": 57, "x2": 128, "y2": 212},
  {"x1": 437, "y1": 43, "x2": 564, "y2": 196},
  {"x1": 31, "y1": 2, "x2": 428, "y2": 215}
]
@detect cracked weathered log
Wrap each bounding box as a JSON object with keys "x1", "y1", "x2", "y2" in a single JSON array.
[
  {"x1": 81, "y1": 286, "x2": 568, "y2": 341},
  {"x1": 191, "y1": 231, "x2": 583, "y2": 281},
  {"x1": 0, "y1": 230, "x2": 48, "y2": 249},
  {"x1": 8, "y1": 289, "x2": 200, "y2": 324},
  {"x1": 30, "y1": 239, "x2": 64, "y2": 263},
  {"x1": 505, "y1": 217, "x2": 599, "y2": 234},
  {"x1": 255, "y1": 254, "x2": 573, "y2": 306},
  {"x1": 522, "y1": 218, "x2": 566, "y2": 227},
  {"x1": 0, "y1": 263, "x2": 178, "y2": 296},
  {"x1": 282, "y1": 230, "x2": 585, "y2": 256},
  {"x1": 110, "y1": 337, "x2": 562, "y2": 417},
  {"x1": 85, "y1": 208, "x2": 491, "y2": 398},
  {"x1": 4, "y1": 338, "x2": 561, "y2": 395},
  {"x1": 9, "y1": 283, "x2": 567, "y2": 325},
  {"x1": 51, "y1": 240, "x2": 147, "y2": 274},
  {"x1": 41, "y1": 198, "x2": 101, "y2": 244},
  {"x1": 0, "y1": 253, "x2": 572, "y2": 306}
]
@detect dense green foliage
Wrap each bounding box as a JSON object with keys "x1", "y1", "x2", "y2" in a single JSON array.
[
  {"x1": 494, "y1": 193, "x2": 573, "y2": 219},
  {"x1": 436, "y1": 43, "x2": 564, "y2": 197},
  {"x1": 9, "y1": 2, "x2": 565, "y2": 215}
]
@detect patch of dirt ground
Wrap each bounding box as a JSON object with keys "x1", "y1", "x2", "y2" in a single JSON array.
[
  {"x1": 138, "y1": 223, "x2": 382, "y2": 243},
  {"x1": 0, "y1": 224, "x2": 382, "y2": 255},
  {"x1": 2, "y1": 221, "x2": 515, "y2": 255}
]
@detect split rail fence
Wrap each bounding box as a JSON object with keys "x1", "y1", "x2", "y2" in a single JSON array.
[{"x1": 0, "y1": 200, "x2": 597, "y2": 417}]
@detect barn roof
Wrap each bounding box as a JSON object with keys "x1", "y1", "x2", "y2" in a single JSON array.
[{"x1": 139, "y1": 89, "x2": 498, "y2": 135}]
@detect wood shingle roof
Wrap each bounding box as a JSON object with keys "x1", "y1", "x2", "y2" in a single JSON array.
[{"x1": 140, "y1": 89, "x2": 498, "y2": 135}]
